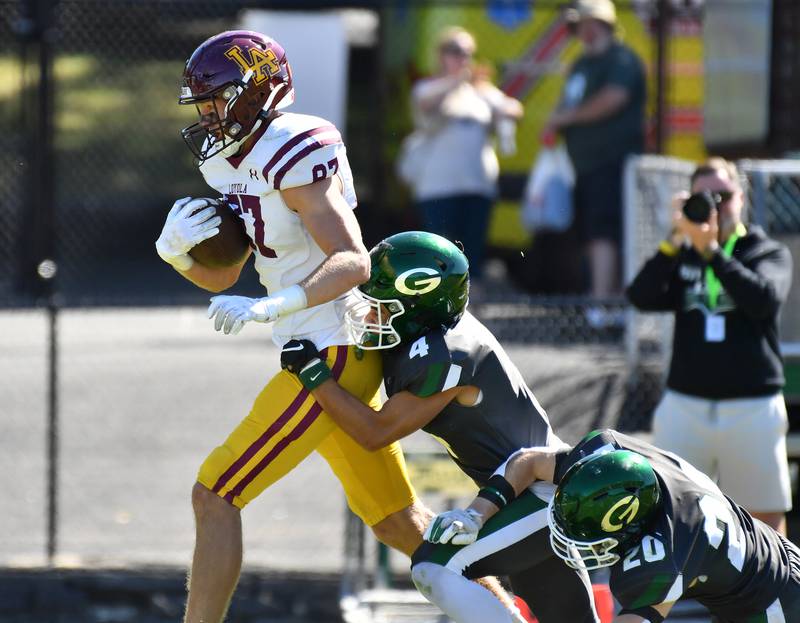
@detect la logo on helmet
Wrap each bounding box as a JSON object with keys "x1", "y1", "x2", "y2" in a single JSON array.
[
  {"x1": 600, "y1": 495, "x2": 640, "y2": 532},
  {"x1": 395, "y1": 268, "x2": 441, "y2": 295},
  {"x1": 224, "y1": 45, "x2": 281, "y2": 85}
]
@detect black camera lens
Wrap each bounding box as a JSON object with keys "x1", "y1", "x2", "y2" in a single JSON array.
[{"x1": 682, "y1": 191, "x2": 720, "y2": 223}]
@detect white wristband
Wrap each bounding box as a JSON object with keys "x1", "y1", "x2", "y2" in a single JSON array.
[{"x1": 269, "y1": 284, "x2": 308, "y2": 318}]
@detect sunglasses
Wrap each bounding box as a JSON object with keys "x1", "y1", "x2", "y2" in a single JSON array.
[{"x1": 440, "y1": 43, "x2": 472, "y2": 57}]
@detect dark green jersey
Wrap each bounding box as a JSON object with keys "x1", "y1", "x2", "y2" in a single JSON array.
[
  {"x1": 383, "y1": 312, "x2": 556, "y2": 486},
  {"x1": 555, "y1": 430, "x2": 799, "y2": 622},
  {"x1": 561, "y1": 41, "x2": 646, "y2": 174}
]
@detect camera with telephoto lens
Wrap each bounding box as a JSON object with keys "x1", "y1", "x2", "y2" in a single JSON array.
[{"x1": 682, "y1": 190, "x2": 721, "y2": 224}]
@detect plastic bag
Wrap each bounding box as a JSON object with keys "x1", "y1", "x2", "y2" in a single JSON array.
[{"x1": 521, "y1": 145, "x2": 575, "y2": 233}]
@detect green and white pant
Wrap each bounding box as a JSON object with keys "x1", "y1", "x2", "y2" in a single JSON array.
[{"x1": 411, "y1": 483, "x2": 599, "y2": 623}]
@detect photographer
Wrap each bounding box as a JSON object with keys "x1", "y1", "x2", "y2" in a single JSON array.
[{"x1": 627, "y1": 157, "x2": 793, "y2": 534}]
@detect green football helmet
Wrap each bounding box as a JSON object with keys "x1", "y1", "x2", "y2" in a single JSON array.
[
  {"x1": 346, "y1": 231, "x2": 469, "y2": 349},
  {"x1": 547, "y1": 449, "x2": 661, "y2": 570}
]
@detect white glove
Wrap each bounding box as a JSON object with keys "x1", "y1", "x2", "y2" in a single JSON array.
[
  {"x1": 424, "y1": 508, "x2": 484, "y2": 545},
  {"x1": 155, "y1": 197, "x2": 222, "y2": 271},
  {"x1": 207, "y1": 285, "x2": 307, "y2": 335}
]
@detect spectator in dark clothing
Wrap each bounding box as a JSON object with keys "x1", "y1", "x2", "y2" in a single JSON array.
[
  {"x1": 626, "y1": 156, "x2": 793, "y2": 535},
  {"x1": 543, "y1": 0, "x2": 646, "y2": 322}
]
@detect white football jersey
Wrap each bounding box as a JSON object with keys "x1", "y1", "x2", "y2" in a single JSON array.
[{"x1": 199, "y1": 112, "x2": 359, "y2": 348}]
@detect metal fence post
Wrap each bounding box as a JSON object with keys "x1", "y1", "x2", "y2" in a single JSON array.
[
  {"x1": 20, "y1": 0, "x2": 59, "y2": 564},
  {"x1": 45, "y1": 282, "x2": 59, "y2": 564}
]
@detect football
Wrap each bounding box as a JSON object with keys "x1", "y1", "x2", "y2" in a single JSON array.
[{"x1": 189, "y1": 199, "x2": 251, "y2": 268}]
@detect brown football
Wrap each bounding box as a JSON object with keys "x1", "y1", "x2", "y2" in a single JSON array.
[{"x1": 189, "y1": 199, "x2": 251, "y2": 268}]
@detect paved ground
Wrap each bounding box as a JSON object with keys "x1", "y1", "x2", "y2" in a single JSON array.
[
  {"x1": 3, "y1": 306, "x2": 706, "y2": 622},
  {"x1": 2, "y1": 306, "x2": 631, "y2": 573}
]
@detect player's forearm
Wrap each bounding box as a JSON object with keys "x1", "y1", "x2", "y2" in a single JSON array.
[
  {"x1": 505, "y1": 448, "x2": 557, "y2": 490},
  {"x1": 299, "y1": 249, "x2": 370, "y2": 308},
  {"x1": 177, "y1": 261, "x2": 244, "y2": 292},
  {"x1": 312, "y1": 380, "x2": 393, "y2": 451},
  {"x1": 463, "y1": 451, "x2": 552, "y2": 524}
]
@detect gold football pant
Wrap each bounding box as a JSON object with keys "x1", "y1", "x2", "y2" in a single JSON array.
[{"x1": 197, "y1": 345, "x2": 416, "y2": 526}]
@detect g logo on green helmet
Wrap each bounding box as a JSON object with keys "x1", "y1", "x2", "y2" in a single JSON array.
[
  {"x1": 395, "y1": 267, "x2": 442, "y2": 295},
  {"x1": 600, "y1": 495, "x2": 640, "y2": 532}
]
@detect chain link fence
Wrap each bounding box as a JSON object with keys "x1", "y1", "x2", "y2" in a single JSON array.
[{"x1": 1, "y1": 0, "x2": 678, "y2": 307}]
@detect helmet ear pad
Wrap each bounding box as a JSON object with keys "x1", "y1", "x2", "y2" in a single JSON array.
[
  {"x1": 224, "y1": 73, "x2": 292, "y2": 140},
  {"x1": 224, "y1": 82, "x2": 268, "y2": 139}
]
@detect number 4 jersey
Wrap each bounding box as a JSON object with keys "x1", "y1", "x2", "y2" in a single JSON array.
[
  {"x1": 199, "y1": 112, "x2": 359, "y2": 348},
  {"x1": 555, "y1": 429, "x2": 800, "y2": 622},
  {"x1": 383, "y1": 311, "x2": 563, "y2": 486}
]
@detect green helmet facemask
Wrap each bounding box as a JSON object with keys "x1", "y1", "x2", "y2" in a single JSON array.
[
  {"x1": 346, "y1": 231, "x2": 470, "y2": 350},
  {"x1": 548, "y1": 449, "x2": 661, "y2": 570}
]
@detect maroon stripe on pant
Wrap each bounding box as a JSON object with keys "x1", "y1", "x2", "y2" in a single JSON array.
[
  {"x1": 224, "y1": 402, "x2": 324, "y2": 503},
  {"x1": 215, "y1": 345, "x2": 349, "y2": 500},
  {"x1": 222, "y1": 345, "x2": 350, "y2": 503},
  {"x1": 211, "y1": 346, "x2": 330, "y2": 494},
  {"x1": 329, "y1": 344, "x2": 349, "y2": 380}
]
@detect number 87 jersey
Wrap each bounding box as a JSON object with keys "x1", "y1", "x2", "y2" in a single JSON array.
[
  {"x1": 199, "y1": 111, "x2": 359, "y2": 348},
  {"x1": 555, "y1": 430, "x2": 800, "y2": 623}
]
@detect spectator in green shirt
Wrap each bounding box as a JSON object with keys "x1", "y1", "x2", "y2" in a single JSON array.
[{"x1": 543, "y1": 0, "x2": 646, "y2": 323}]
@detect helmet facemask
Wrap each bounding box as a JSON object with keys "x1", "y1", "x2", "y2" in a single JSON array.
[
  {"x1": 547, "y1": 498, "x2": 622, "y2": 570},
  {"x1": 180, "y1": 83, "x2": 243, "y2": 161},
  {"x1": 346, "y1": 291, "x2": 406, "y2": 350}
]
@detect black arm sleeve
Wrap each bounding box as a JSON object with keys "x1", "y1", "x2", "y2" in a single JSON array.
[
  {"x1": 551, "y1": 449, "x2": 573, "y2": 485},
  {"x1": 709, "y1": 244, "x2": 793, "y2": 319},
  {"x1": 626, "y1": 250, "x2": 682, "y2": 311}
]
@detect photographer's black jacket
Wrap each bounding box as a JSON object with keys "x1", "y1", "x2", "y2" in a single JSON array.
[{"x1": 627, "y1": 226, "x2": 792, "y2": 399}]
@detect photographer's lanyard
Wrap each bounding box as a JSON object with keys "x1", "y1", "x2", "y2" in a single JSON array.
[{"x1": 705, "y1": 223, "x2": 747, "y2": 309}]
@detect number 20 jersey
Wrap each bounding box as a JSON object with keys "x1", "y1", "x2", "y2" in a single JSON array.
[
  {"x1": 199, "y1": 112, "x2": 359, "y2": 348},
  {"x1": 556, "y1": 430, "x2": 799, "y2": 621}
]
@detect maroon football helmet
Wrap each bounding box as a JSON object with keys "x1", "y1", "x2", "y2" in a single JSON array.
[{"x1": 179, "y1": 30, "x2": 294, "y2": 162}]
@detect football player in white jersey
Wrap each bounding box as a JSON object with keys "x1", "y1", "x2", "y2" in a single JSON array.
[{"x1": 154, "y1": 31, "x2": 437, "y2": 623}]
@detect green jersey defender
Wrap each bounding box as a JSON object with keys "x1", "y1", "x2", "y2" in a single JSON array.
[
  {"x1": 550, "y1": 430, "x2": 800, "y2": 622},
  {"x1": 349, "y1": 231, "x2": 598, "y2": 622},
  {"x1": 350, "y1": 232, "x2": 559, "y2": 482}
]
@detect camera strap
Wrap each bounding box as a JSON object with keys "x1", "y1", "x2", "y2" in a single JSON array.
[{"x1": 705, "y1": 223, "x2": 747, "y2": 309}]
